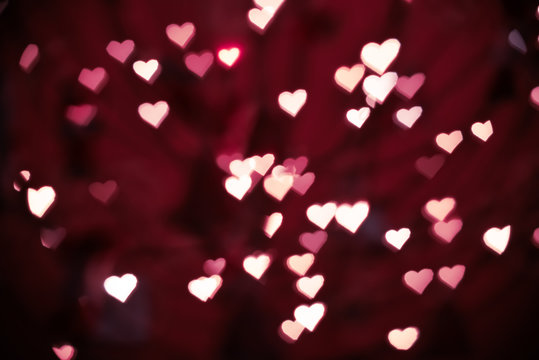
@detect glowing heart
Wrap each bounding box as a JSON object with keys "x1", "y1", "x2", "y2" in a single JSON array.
[
  {"x1": 247, "y1": 7, "x2": 273, "y2": 32},
  {"x1": 286, "y1": 253, "x2": 314, "y2": 276},
  {"x1": 225, "y1": 175, "x2": 252, "y2": 200},
  {"x1": 471, "y1": 120, "x2": 493, "y2": 142},
  {"x1": 264, "y1": 212, "x2": 283, "y2": 238},
  {"x1": 188, "y1": 275, "x2": 222, "y2": 302},
  {"x1": 395, "y1": 106, "x2": 422, "y2": 129},
  {"x1": 388, "y1": 327, "x2": 419, "y2": 350},
  {"x1": 279, "y1": 320, "x2": 304, "y2": 342},
  {"x1": 27, "y1": 186, "x2": 55, "y2": 218},
  {"x1": 360, "y1": 38, "x2": 400, "y2": 75},
  {"x1": 508, "y1": 29, "x2": 527, "y2": 54},
  {"x1": 334, "y1": 64, "x2": 365, "y2": 93},
  {"x1": 89, "y1": 180, "x2": 117, "y2": 204},
  {"x1": 292, "y1": 172, "x2": 315, "y2": 195},
  {"x1": 435, "y1": 130, "x2": 463, "y2": 154},
  {"x1": 335, "y1": 201, "x2": 370, "y2": 233},
  {"x1": 106, "y1": 39, "x2": 134, "y2": 63},
  {"x1": 415, "y1": 155, "x2": 445, "y2": 179},
  {"x1": 52, "y1": 345, "x2": 75, "y2": 360},
  {"x1": 278, "y1": 89, "x2": 307, "y2": 117},
  {"x1": 396, "y1": 73, "x2": 425, "y2": 99},
  {"x1": 432, "y1": 218, "x2": 462, "y2": 243},
  {"x1": 283, "y1": 156, "x2": 308, "y2": 174},
  {"x1": 384, "y1": 228, "x2": 411, "y2": 251},
  {"x1": 19, "y1": 43, "x2": 39, "y2": 73},
  {"x1": 299, "y1": 231, "x2": 327, "y2": 253},
  {"x1": 403, "y1": 268, "x2": 433, "y2": 294},
  {"x1": 40, "y1": 227, "x2": 66, "y2": 250},
  {"x1": 423, "y1": 197, "x2": 456, "y2": 222},
  {"x1": 263, "y1": 173, "x2": 294, "y2": 201},
  {"x1": 296, "y1": 275, "x2": 324, "y2": 299},
  {"x1": 65, "y1": 104, "x2": 96, "y2": 126},
  {"x1": 306, "y1": 202, "x2": 337, "y2": 229},
  {"x1": 104, "y1": 273, "x2": 137, "y2": 303},
  {"x1": 185, "y1": 51, "x2": 214, "y2": 77},
  {"x1": 530, "y1": 86, "x2": 539, "y2": 109},
  {"x1": 437, "y1": 265, "x2": 465, "y2": 289},
  {"x1": 362, "y1": 72, "x2": 398, "y2": 103},
  {"x1": 483, "y1": 225, "x2": 511, "y2": 255},
  {"x1": 346, "y1": 107, "x2": 370, "y2": 129},
  {"x1": 216, "y1": 153, "x2": 242, "y2": 173},
  {"x1": 203, "y1": 258, "x2": 226, "y2": 276},
  {"x1": 166, "y1": 22, "x2": 195, "y2": 49},
  {"x1": 133, "y1": 59, "x2": 160, "y2": 84},
  {"x1": 138, "y1": 101, "x2": 169, "y2": 128},
  {"x1": 294, "y1": 302, "x2": 325, "y2": 331},
  {"x1": 229, "y1": 158, "x2": 254, "y2": 177},
  {"x1": 218, "y1": 47, "x2": 240, "y2": 68},
  {"x1": 251, "y1": 154, "x2": 275, "y2": 175},
  {"x1": 78, "y1": 67, "x2": 108, "y2": 93},
  {"x1": 243, "y1": 253, "x2": 271, "y2": 280}
]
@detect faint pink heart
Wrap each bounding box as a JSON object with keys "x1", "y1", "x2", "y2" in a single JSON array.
[
  {"x1": 283, "y1": 156, "x2": 308, "y2": 174},
  {"x1": 306, "y1": 202, "x2": 337, "y2": 229},
  {"x1": 296, "y1": 275, "x2": 324, "y2": 299},
  {"x1": 299, "y1": 231, "x2": 327, "y2": 253},
  {"x1": 218, "y1": 47, "x2": 240, "y2": 68},
  {"x1": 78, "y1": 67, "x2": 108, "y2": 93},
  {"x1": 435, "y1": 130, "x2": 463, "y2": 154},
  {"x1": 423, "y1": 197, "x2": 456, "y2": 222},
  {"x1": 52, "y1": 345, "x2": 75, "y2": 360},
  {"x1": 188, "y1": 275, "x2": 222, "y2": 302},
  {"x1": 294, "y1": 302, "x2": 325, "y2": 331},
  {"x1": 279, "y1": 320, "x2": 304, "y2": 343},
  {"x1": 292, "y1": 172, "x2": 315, "y2": 195},
  {"x1": 346, "y1": 107, "x2": 370, "y2": 129},
  {"x1": 65, "y1": 104, "x2": 96, "y2": 126},
  {"x1": 185, "y1": 51, "x2": 213, "y2": 77},
  {"x1": 362, "y1": 72, "x2": 398, "y2": 103},
  {"x1": 432, "y1": 218, "x2": 462, "y2": 243},
  {"x1": 216, "y1": 153, "x2": 242, "y2": 173},
  {"x1": 278, "y1": 89, "x2": 307, "y2": 117},
  {"x1": 27, "y1": 186, "x2": 56, "y2": 218},
  {"x1": 334, "y1": 64, "x2": 365, "y2": 93},
  {"x1": 483, "y1": 225, "x2": 511, "y2": 255},
  {"x1": 166, "y1": 22, "x2": 195, "y2": 49},
  {"x1": 106, "y1": 39, "x2": 134, "y2": 63},
  {"x1": 286, "y1": 253, "x2": 314, "y2": 276},
  {"x1": 403, "y1": 268, "x2": 433, "y2": 294},
  {"x1": 384, "y1": 228, "x2": 410, "y2": 251},
  {"x1": 388, "y1": 327, "x2": 419, "y2": 350},
  {"x1": 437, "y1": 265, "x2": 465, "y2": 289},
  {"x1": 138, "y1": 101, "x2": 169, "y2": 128},
  {"x1": 89, "y1": 180, "x2": 117, "y2": 204},
  {"x1": 335, "y1": 201, "x2": 370, "y2": 233},
  {"x1": 243, "y1": 253, "x2": 271, "y2": 280},
  {"x1": 40, "y1": 227, "x2": 66, "y2": 249},
  {"x1": 394, "y1": 106, "x2": 422, "y2": 129},
  {"x1": 19, "y1": 43, "x2": 39, "y2": 73},
  {"x1": 360, "y1": 38, "x2": 400, "y2": 74},
  {"x1": 415, "y1": 155, "x2": 445, "y2": 179},
  {"x1": 133, "y1": 59, "x2": 160, "y2": 84},
  {"x1": 508, "y1": 29, "x2": 527, "y2": 54},
  {"x1": 471, "y1": 120, "x2": 493, "y2": 142},
  {"x1": 530, "y1": 86, "x2": 539, "y2": 109},
  {"x1": 396, "y1": 73, "x2": 425, "y2": 99},
  {"x1": 203, "y1": 258, "x2": 226, "y2": 275},
  {"x1": 229, "y1": 158, "x2": 254, "y2": 177}
]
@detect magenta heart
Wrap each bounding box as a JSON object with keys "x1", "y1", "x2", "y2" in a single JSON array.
[
  {"x1": 78, "y1": 67, "x2": 108, "y2": 93},
  {"x1": 184, "y1": 51, "x2": 213, "y2": 77},
  {"x1": 299, "y1": 230, "x2": 327, "y2": 253}
]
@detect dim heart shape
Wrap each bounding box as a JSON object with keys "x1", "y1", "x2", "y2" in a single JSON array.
[
  {"x1": 437, "y1": 265, "x2": 465, "y2": 289},
  {"x1": 403, "y1": 268, "x2": 433, "y2": 294},
  {"x1": 432, "y1": 218, "x2": 462, "y2": 243},
  {"x1": 299, "y1": 231, "x2": 328, "y2": 253},
  {"x1": 78, "y1": 67, "x2": 108, "y2": 93},
  {"x1": 415, "y1": 155, "x2": 445, "y2": 179},
  {"x1": 396, "y1": 73, "x2": 425, "y2": 99},
  {"x1": 52, "y1": 345, "x2": 75, "y2": 360},
  {"x1": 203, "y1": 258, "x2": 226, "y2": 276},
  {"x1": 184, "y1": 51, "x2": 214, "y2": 77},
  {"x1": 106, "y1": 39, "x2": 134, "y2": 63},
  {"x1": 166, "y1": 22, "x2": 195, "y2": 49},
  {"x1": 65, "y1": 104, "x2": 97, "y2": 126},
  {"x1": 88, "y1": 180, "x2": 117, "y2": 204},
  {"x1": 292, "y1": 172, "x2": 315, "y2": 195}
]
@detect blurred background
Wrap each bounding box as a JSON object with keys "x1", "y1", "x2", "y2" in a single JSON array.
[{"x1": 1, "y1": 0, "x2": 538, "y2": 359}]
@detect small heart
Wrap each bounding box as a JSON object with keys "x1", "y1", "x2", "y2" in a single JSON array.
[
  {"x1": 279, "y1": 320, "x2": 304, "y2": 343},
  {"x1": 508, "y1": 29, "x2": 527, "y2": 54},
  {"x1": 40, "y1": 227, "x2": 66, "y2": 250},
  {"x1": 166, "y1": 22, "x2": 195, "y2": 49},
  {"x1": 243, "y1": 253, "x2": 271, "y2": 280},
  {"x1": 299, "y1": 231, "x2": 327, "y2": 253},
  {"x1": 52, "y1": 345, "x2": 75, "y2": 360},
  {"x1": 203, "y1": 258, "x2": 226, "y2": 276},
  {"x1": 294, "y1": 302, "x2": 325, "y2": 331},
  {"x1": 483, "y1": 225, "x2": 511, "y2": 255},
  {"x1": 286, "y1": 253, "x2": 314, "y2": 276},
  {"x1": 334, "y1": 64, "x2": 365, "y2": 93},
  {"x1": 384, "y1": 228, "x2": 410, "y2": 251},
  {"x1": 88, "y1": 180, "x2": 117, "y2": 204},
  {"x1": 225, "y1": 175, "x2": 251, "y2": 200},
  {"x1": 104, "y1": 273, "x2": 137, "y2": 303},
  {"x1": 218, "y1": 47, "x2": 240, "y2": 68},
  {"x1": 106, "y1": 39, "x2": 134, "y2": 63},
  {"x1": 78, "y1": 67, "x2": 108, "y2": 93},
  {"x1": 346, "y1": 107, "x2": 370, "y2": 129},
  {"x1": 263, "y1": 173, "x2": 294, "y2": 201},
  {"x1": 263, "y1": 212, "x2": 283, "y2": 238},
  {"x1": 362, "y1": 72, "x2": 398, "y2": 104},
  {"x1": 27, "y1": 186, "x2": 56, "y2": 218},
  {"x1": 415, "y1": 155, "x2": 445, "y2": 179},
  {"x1": 432, "y1": 218, "x2": 462, "y2": 243},
  {"x1": 437, "y1": 265, "x2": 465, "y2": 289},
  {"x1": 394, "y1": 106, "x2": 422, "y2": 129},
  {"x1": 296, "y1": 274, "x2": 324, "y2": 299},
  {"x1": 247, "y1": 7, "x2": 274, "y2": 32},
  {"x1": 387, "y1": 327, "x2": 419, "y2": 350},
  {"x1": 335, "y1": 201, "x2": 370, "y2": 233},
  {"x1": 65, "y1": 104, "x2": 96, "y2": 126},
  {"x1": 471, "y1": 120, "x2": 493, "y2": 142},
  {"x1": 532, "y1": 228, "x2": 539, "y2": 248},
  {"x1": 133, "y1": 59, "x2": 161, "y2": 84},
  {"x1": 530, "y1": 86, "x2": 539, "y2": 109},
  {"x1": 188, "y1": 275, "x2": 222, "y2": 302},
  {"x1": 360, "y1": 38, "x2": 401, "y2": 75},
  {"x1": 403, "y1": 268, "x2": 433, "y2": 294},
  {"x1": 278, "y1": 89, "x2": 307, "y2": 117},
  {"x1": 138, "y1": 101, "x2": 169, "y2": 128},
  {"x1": 435, "y1": 130, "x2": 463, "y2": 154},
  {"x1": 19, "y1": 43, "x2": 39, "y2": 73},
  {"x1": 292, "y1": 172, "x2": 315, "y2": 195},
  {"x1": 282, "y1": 156, "x2": 308, "y2": 174},
  {"x1": 306, "y1": 202, "x2": 337, "y2": 229},
  {"x1": 423, "y1": 197, "x2": 456, "y2": 222},
  {"x1": 396, "y1": 73, "x2": 425, "y2": 99},
  {"x1": 184, "y1": 51, "x2": 214, "y2": 77}
]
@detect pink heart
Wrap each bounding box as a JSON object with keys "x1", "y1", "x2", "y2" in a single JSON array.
[
  {"x1": 19, "y1": 43, "x2": 39, "y2": 73},
  {"x1": 530, "y1": 86, "x2": 539, "y2": 109},
  {"x1": 432, "y1": 218, "x2": 462, "y2": 243},
  {"x1": 78, "y1": 67, "x2": 108, "y2": 93},
  {"x1": 27, "y1": 186, "x2": 56, "y2": 218},
  {"x1": 403, "y1": 268, "x2": 433, "y2": 294},
  {"x1": 40, "y1": 227, "x2": 66, "y2": 250},
  {"x1": 423, "y1": 197, "x2": 456, "y2": 222},
  {"x1": 282, "y1": 156, "x2": 308, "y2": 174},
  {"x1": 306, "y1": 202, "x2": 337, "y2": 229},
  {"x1": 435, "y1": 130, "x2": 463, "y2": 154},
  {"x1": 184, "y1": 51, "x2": 213, "y2": 77},
  {"x1": 52, "y1": 344, "x2": 76, "y2": 360},
  {"x1": 360, "y1": 38, "x2": 400, "y2": 74},
  {"x1": 286, "y1": 253, "x2": 314, "y2": 276},
  {"x1": 394, "y1": 106, "x2": 422, "y2": 129},
  {"x1": 88, "y1": 180, "x2": 117, "y2": 204},
  {"x1": 387, "y1": 327, "x2": 419, "y2": 350},
  {"x1": 263, "y1": 173, "x2": 294, "y2": 201},
  {"x1": 203, "y1": 258, "x2": 226, "y2": 276},
  {"x1": 299, "y1": 231, "x2": 327, "y2": 253},
  {"x1": 291, "y1": 172, "x2": 315, "y2": 195},
  {"x1": 279, "y1": 320, "x2": 304, "y2": 343},
  {"x1": 65, "y1": 104, "x2": 96, "y2": 126},
  {"x1": 216, "y1": 153, "x2": 243, "y2": 173},
  {"x1": 471, "y1": 120, "x2": 493, "y2": 142},
  {"x1": 415, "y1": 155, "x2": 445, "y2": 179},
  {"x1": 218, "y1": 47, "x2": 240, "y2": 68},
  {"x1": 437, "y1": 265, "x2": 465, "y2": 289},
  {"x1": 166, "y1": 22, "x2": 195, "y2": 49},
  {"x1": 138, "y1": 101, "x2": 169, "y2": 128},
  {"x1": 508, "y1": 29, "x2": 527, "y2": 54},
  {"x1": 334, "y1": 64, "x2": 365, "y2": 93},
  {"x1": 396, "y1": 73, "x2": 425, "y2": 99},
  {"x1": 106, "y1": 39, "x2": 134, "y2": 63},
  {"x1": 278, "y1": 89, "x2": 307, "y2": 117}
]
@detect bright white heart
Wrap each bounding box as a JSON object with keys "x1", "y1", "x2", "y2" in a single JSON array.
[
  {"x1": 229, "y1": 158, "x2": 254, "y2": 177},
  {"x1": 280, "y1": 320, "x2": 304, "y2": 342},
  {"x1": 306, "y1": 202, "x2": 337, "y2": 229},
  {"x1": 362, "y1": 72, "x2": 398, "y2": 103},
  {"x1": 296, "y1": 275, "x2": 324, "y2": 299},
  {"x1": 243, "y1": 253, "x2": 271, "y2": 280},
  {"x1": 437, "y1": 265, "x2": 465, "y2": 289},
  {"x1": 104, "y1": 273, "x2": 137, "y2": 303},
  {"x1": 423, "y1": 197, "x2": 456, "y2": 222},
  {"x1": 254, "y1": 0, "x2": 284, "y2": 11},
  {"x1": 294, "y1": 302, "x2": 326, "y2": 331},
  {"x1": 27, "y1": 186, "x2": 56, "y2": 218},
  {"x1": 346, "y1": 107, "x2": 370, "y2": 129},
  {"x1": 335, "y1": 201, "x2": 370, "y2": 233},
  {"x1": 395, "y1": 106, "x2": 422, "y2": 129},
  {"x1": 218, "y1": 47, "x2": 240, "y2": 67},
  {"x1": 106, "y1": 39, "x2": 135, "y2": 64},
  {"x1": 133, "y1": 59, "x2": 160, "y2": 83},
  {"x1": 286, "y1": 253, "x2": 315, "y2": 276},
  {"x1": 264, "y1": 212, "x2": 283, "y2": 238},
  {"x1": 251, "y1": 154, "x2": 275, "y2": 175},
  {"x1": 388, "y1": 327, "x2": 419, "y2": 350},
  {"x1": 334, "y1": 64, "x2": 365, "y2": 93},
  {"x1": 166, "y1": 22, "x2": 195, "y2": 49},
  {"x1": 403, "y1": 268, "x2": 433, "y2": 295},
  {"x1": 435, "y1": 130, "x2": 463, "y2": 154},
  {"x1": 263, "y1": 173, "x2": 294, "y2": 201},
  {"x1": 360, "y1": 38, "x2": 401, "y2": 74},
  {"x1": 278, "y1": 89, "x2": 307, "y2": 117},
  {"x1": 247, "y1": 7, "x2": 274, "y2": 32},
  {"x1": 138, "y1": 101, "x2": 169, "y2": 128},
  {"x1": 384, "y1": 228, "x2": 411, "y2": 250},
  {"x1": 224, "y1": 175, "x2": 252, "y2": 200},
  {"x1": 188, "y1": 275, "x2": 222, "y2": 302},
  {"x1": 471, "y1": 120, "x2": 493, "y2": 142},
  {"x1": 530, "y1": 86, "x2": 539, "y2": 108},
  {"x1": 19, "y1": 43, "x2": 39, "y2": 73},
  {"x1": 483, "y1": 225, "x2": 511, "y2": 255}
]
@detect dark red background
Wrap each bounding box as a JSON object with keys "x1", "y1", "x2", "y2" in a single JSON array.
[{"x1": 1, "y1": 0, "x2": 538, "y2": 359}]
